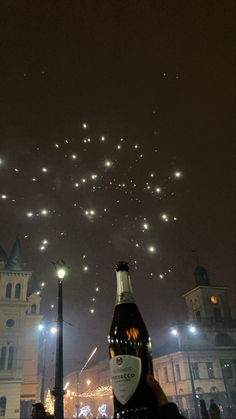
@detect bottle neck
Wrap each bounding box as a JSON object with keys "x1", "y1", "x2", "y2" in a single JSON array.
[{"x1": 116, "y1": 270, "x2": 135, "y2": 305}]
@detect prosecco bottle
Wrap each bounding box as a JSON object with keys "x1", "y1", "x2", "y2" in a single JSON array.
[{"x1": 108, "y1": 261, "x2": 157, "y2": 419}]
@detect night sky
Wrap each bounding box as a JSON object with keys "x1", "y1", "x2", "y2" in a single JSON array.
[{"x1": 0, "y1": 0, "x2": 235, "y2": 382}]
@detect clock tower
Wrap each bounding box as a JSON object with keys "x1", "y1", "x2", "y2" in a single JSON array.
[
  {"x1": 183, "y1": 263, "x2": 233, "y2": 326},
  {"x1": 0, "y1": 238, "x2": 42, "y2": 419}
]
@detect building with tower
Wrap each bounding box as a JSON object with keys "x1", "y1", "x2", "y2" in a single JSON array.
[
  {"x1": 0, "y1": 238, "x2": 42, "y2": 419},
  {"x1": 62, "y1": 263, "x2": 236, "y2": 418},
  {"x1": 153, "y1": 263, "x2": 236, "y2": 416}
]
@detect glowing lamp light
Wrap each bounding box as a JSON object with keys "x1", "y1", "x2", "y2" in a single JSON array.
[
  {"x1": 57, "y1": 268, "x2": 66, "y2": 280},
  {"x1": 86, "y1": 379, "x2": 91, "y2": 386},
  {"x1": 38, "y1": 324, "x2": 44, "y2": 331},
  {"x1": 171, "y1": 328, "x2": 178, "y2": 336},
  {"x1": 189, "y1": 325, "x2": 197, "y2": 334},
  {"x1": 41, "y1": 209, "x2": 48, "y2": 215},
  {"x1": 50, "y1": 327, "x2": 57, "y2": 334}
]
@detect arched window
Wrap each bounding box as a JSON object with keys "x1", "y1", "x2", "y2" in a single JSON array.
[
  {"x1": 31, "y1": 304, "x2": 36, "y2": 314},
  {"x1": 5, "y1": 283, "x2": 12, "y2": 298},
  {"x1": 196, "y1": 387, "x2": 204, "y2": 394},
  {"x1": 210, "y1": 386, "x2": 219, "y2": 393},
  {"x1": 7, "y1": 347, "x2": 14, "y2": 370},
  {"x1": 0, "y1": 396, "x2": 6, "y2": 417},
  {"x1": 0, "y1": 347, "x2": 6, "y2": 370},
  {"x1": 15, "y1": 283, "x2": 21, "y2": 299}
]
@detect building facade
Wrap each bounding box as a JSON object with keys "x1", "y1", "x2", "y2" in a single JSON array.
[
  {"x1": 0, "y1": 238, "x2": 42, "y2": 419},
  {"x1": 63, "y1": 264, "x2": 236, "y2": 418}
]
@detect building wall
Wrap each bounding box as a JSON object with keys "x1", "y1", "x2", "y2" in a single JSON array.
[
  {"x1": 0, "y1": 382, "x2": 21, "y2": 419},
  {"x1": 0, "y1": 268, "x2": 42, "y2": 419}
]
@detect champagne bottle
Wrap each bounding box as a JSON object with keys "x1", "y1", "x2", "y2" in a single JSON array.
[{"x1": 108, "y1": 261, "x2": 156, "y2": 419}]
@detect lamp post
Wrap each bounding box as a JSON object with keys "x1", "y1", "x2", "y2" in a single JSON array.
[
  {"x1": 171, "y1": 325, "x2": 200, "y2": 418},
  {"x1": 51, "y1": 260, "x2": 68, "y2": 419}
]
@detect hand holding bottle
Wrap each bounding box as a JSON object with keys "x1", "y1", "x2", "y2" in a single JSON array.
[
  {"x1": 147, "y1": 374, "x2": 186, "y2": 419},
  {"x1": 146, "y1": 374, "x2": 168, "y2": 407}
]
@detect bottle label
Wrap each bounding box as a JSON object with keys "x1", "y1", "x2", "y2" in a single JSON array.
[{"x1": 110, "y1": 355, "x2": 141, "y2": 405}]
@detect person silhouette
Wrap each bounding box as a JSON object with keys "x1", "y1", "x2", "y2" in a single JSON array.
[
  {"x1": 200, "y1": 399, "x2": 210, "y2": 419},
  {"x1": 209, "y1": 399, "x2": 221, "y2": 419}
]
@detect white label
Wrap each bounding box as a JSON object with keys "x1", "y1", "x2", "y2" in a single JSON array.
[{"x1": 110, "y1": 355, "x2": 141, "y2": 405}]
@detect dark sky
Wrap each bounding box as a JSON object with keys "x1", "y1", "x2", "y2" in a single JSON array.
[{"x1": 0, "y1": 0, "x2": 235, "y2": 381}]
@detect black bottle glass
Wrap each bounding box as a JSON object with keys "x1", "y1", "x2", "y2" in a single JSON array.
[{"x1": 108, "y1": 261, "x2": 157, "y2": 419}]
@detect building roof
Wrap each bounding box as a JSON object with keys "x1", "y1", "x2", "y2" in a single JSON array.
[
  {"x1": 194, "y1": 263, "x2": 210, "y2": 286},
  {"x1": 0, "y1": 245, "x2": 8, "y2": 262},
  {"x1": 6, "y1": 237, "x2": 23, "y2": 271}
]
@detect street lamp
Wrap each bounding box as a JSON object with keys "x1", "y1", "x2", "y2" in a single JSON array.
[
  {"x1": 51, "y1": 259, "x2": 68, "y2": 419},
  {"x1": 171, "y1": 325, "x2": 200, "y2": 418}
]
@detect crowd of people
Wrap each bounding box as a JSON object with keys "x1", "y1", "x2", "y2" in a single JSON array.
[
  {"x1": 31, "y1": 378, "x2": 235, "y2": 419},
  {"x1": 199, "y1": 398, "x2": 236, "y2": 419}
]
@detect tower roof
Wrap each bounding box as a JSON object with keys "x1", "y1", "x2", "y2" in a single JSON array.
[
  {"x1": 194, "y1": 264, "x2": 210, "y2": 286},
  {"x1": 0, "y1": 245, "x2": 8, "y2": 262},
  {"x1": 6, "y1": 237, "x2": 23, "y2": 271}
]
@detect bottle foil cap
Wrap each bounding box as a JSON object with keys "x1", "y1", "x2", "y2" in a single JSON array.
[{"x1": 115, "y1": 261, "x2": 129, "y2": 272}]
